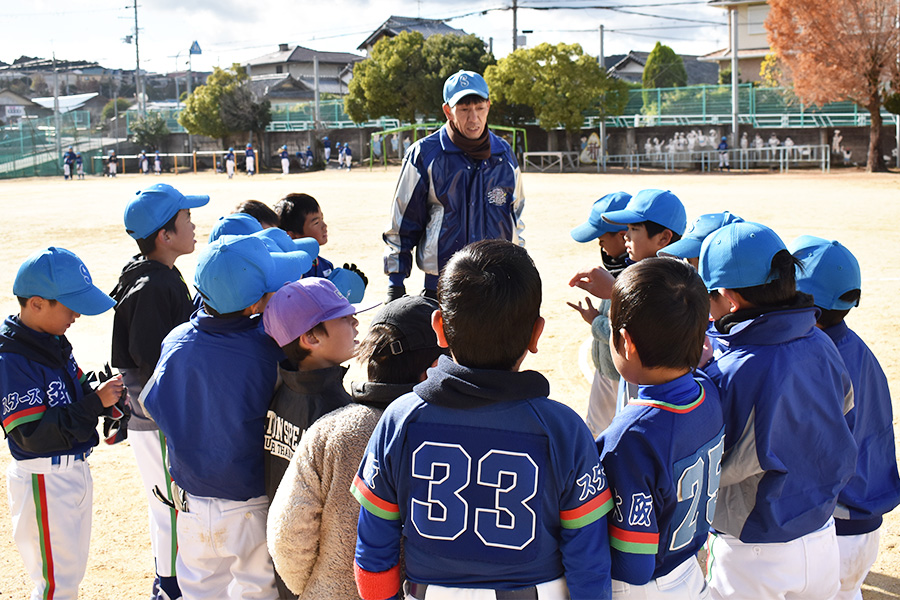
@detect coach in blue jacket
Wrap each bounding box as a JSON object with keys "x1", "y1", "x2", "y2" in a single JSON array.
[{"x1": 383, "y1": 70, "x2": 525, "y2": 301}]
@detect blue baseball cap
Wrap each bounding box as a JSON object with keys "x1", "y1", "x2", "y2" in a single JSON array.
[
  {"x1": 699, "y1": 222, "x2": 786, "y2": 291},
  {"x1": 13, "y1": 247, "x2": 115, "y2": 315},
  {"x1": 601, "y1": 189, "x2": 687, "y2": 235},
  {"x1": 253, "y1": 228, "x2": 320, "y2": 258},
  {"x1": 263, "y1": 278, "x2": 379, "y2": 347},
  {"x1": 125, "y1": 183, "x2": 209, "y2": 240},
  {"x1": 789, "y1": 236, "x2": 861, "y2": 310},
  {"x1": 194, "y1": 235, "x2": 313, "y2": 314},
  {"x1": 208, "y1": 213, "x2": 263, "y2": 243},
  {"x1": 443, "y1": 70, "x2": 490, "y2": 107},
  {"x1": 659, "y1": 211, "x2": 744, "y2": 259},
  {"x1": 327, "y1": 267, "x2": 366, "y2": 303},
  {"x1": 570, "y1": 192, "x2": 631, "y2": 243}
]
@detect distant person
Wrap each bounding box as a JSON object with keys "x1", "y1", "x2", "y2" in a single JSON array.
[
  {"x1": 280, "y1": 145, "x2": 290, "y2": 175},
  {"x1": 63, "y1": 146, "x2": 76, "y2": 180},
  {"x1": 246, "y1": 143, "x2": 256, "y2": 175},
  {"x1": 75, "y1": 152, "x2": 84, "y2": 180},
  {"x1": 322, "y1": 136, "x2": 331, "y2": 163},
  {"x1": 154, "y1": 150, "x2": 162, "y2": 174},
  {"x1": 383, "y1": 70, "x2": 525, "y2": 301},
  {"x1": 140, "y1": 150, "x2": 150, "y2": 174},
  {"x1": 717, "y1": 136, "x2": 730, "y2": 172},
  {"x1": 108, "y1": 150, "x2": 118, "y2": 177},
  {"x1": 225, "y1": 147, "x2": 236, "y2": 179}
]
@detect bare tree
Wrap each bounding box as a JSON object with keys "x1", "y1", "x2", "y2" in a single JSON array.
[{"x1": 767, "y1": 0, "x2": 900, "y2": 172}]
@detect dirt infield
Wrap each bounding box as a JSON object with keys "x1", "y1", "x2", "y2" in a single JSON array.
[{"x1": 0, "y1": 167, "x2": 898, "y2": 598}]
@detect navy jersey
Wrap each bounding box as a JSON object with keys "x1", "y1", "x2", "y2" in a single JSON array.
[
  {"x1": 225, "y1": 150, "x2": 235, "y2": 162},
  {"x1": 352, "y1": 356, "x2": 612, "y2": 599},
  {"x1": 280, "y1": 149, "x2": 289, "y2": 160},
  {"x1": 826, "y1": 322, "x2": 900, "y2": 534},
  {"x1": 598, "y1": 372, "x2": 724, "y2": 585},
  {"x1": 245, "y1": 147, "x2": 255, "y2": 159}
]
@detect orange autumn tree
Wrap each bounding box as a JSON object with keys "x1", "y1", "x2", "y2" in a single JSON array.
[{"x1": 766, "y1": 0, "x2": 900, "y2": 172}]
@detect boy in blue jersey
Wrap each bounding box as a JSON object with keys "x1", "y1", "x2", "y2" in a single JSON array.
[
  {"x1": 141, "y1": 234, "x2": 314, "y2": 600},
  {"x1": 789, "y1": 236, "x2": 900, "y2": 600},
  {"x1": 699, "y1": 222, "x2": 857, "y2": 600},
  {"x1": 597, "y1": 257, "x2": 724, "y2": 599},
  {"x1": 568, "y1": 191, "x2": 631, "y2": 436},
  {"x1": 2, "y1": 247, "x2": 124, "y2": 600},
  {"x1": 353, "y1": 239, "x2": 614, "y2": 600}
]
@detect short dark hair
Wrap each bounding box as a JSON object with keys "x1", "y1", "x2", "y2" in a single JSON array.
[
  {"x1": 357, "y1": 323, "x2": 446, "y2": 384},
  {"x1": 815, "y1": 289, "x2": 861, "y2": 329},
  {"x1": 235, "y1": 200, "x2": 279, "y2": 228},
  {"x1": 135, "y1": 211, "x2": 180, "y2": 256},
  {"x1": 610, "y1": 257, "x2": 709, "y2": 370},
  {"x1": 17, "y1": 296, "x2": 57, "y2": 308},
  {"x1": 201, "y1": 300, "x2": 247, "y2": 320},
  {"x1": 281, "y1": 322, "x2": 328, "y2": 367},
  {"x1": 733, "y1": 250, "x2": 801, "y2": 308},
  {"x1": 454, "y1": 94, "x2": 489, "y2": 107},
  {"x1": 274, "y1": 193, "x2": 320, "y2": 236},
  {"x1": 639, "y1": 220, "x2": 682, "y2": 245},
  {"x1": 438, "y1": 240, "x2": 541, "y2": 371}
]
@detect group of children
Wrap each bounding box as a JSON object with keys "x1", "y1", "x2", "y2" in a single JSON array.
[{"x1": 1, "y1": 181, "x2": 897, "y2": 600}]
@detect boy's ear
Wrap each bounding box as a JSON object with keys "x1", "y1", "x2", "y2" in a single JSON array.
[
  {"x1": 719, "y1": 288, "x2": 744, "y2": 312},
  {"x1": 298, "y1": 331, "x2": 318, "y2": 351},
  {"x1": 652, "y1": 228, "x2": 674, "y2": 249},
  {"x1": 620, "y1": 327, "x2": 639, "y2": 361},
  {"x1": 431, "y1": 310, "x2": 450, "y2": 348},
  {"x1": 527, "y1": 316, "x2": 545, "y2": 354}
]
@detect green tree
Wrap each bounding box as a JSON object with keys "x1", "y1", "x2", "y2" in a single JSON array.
[
  {"x1": 219, "y1": 85, "x2": 272, "y2": 148},
  {"x1": 345, "y1": 31, "x2": 428, "y2": 124},
  {"x1": 485, "y1": 42, "x2": 628, "y2": 144},
  {"x1": 129, "y1": 112, "x2": 170, "y2": 150},
  {"x1": 643, "y1": 42, "x2": 687, "y2": 89},
  {"x1": 178, "y1": 64, "x2": 247, "y2": 141},
  {"x1": 345, "y1": 31, "x2": 494, "y2": 123},
  {"x1": 101, "y1": 98, "x2": 132, "y2": 121}
]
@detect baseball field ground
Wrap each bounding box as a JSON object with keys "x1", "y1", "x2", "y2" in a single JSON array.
[{"x1": 0, "y1": 166, "x2": 897, "y2": 598}]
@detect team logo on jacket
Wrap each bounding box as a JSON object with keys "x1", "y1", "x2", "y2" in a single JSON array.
[{"x1": 487, "y1": 187, "x2": 507, "y2": 206}]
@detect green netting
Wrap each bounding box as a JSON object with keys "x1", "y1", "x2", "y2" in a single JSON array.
[{"x1": 0, "y1": 111, "x2": 103, "y2": 180}]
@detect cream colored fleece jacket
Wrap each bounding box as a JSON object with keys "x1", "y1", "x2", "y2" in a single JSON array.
[{"x1": 267, "y1": 401, "x2": 382, "y2": 599}]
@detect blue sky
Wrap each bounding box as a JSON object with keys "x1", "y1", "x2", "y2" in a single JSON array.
[{"x1": 3, "y1": 0, "x2": 729, "y2": 74}]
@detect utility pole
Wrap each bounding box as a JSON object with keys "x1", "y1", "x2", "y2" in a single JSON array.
[
  {"x1": 188, "y1": 41, "x2": 201, "y2": 153},
  {"x1": 512, "y1": 0, "x2": 518, "y2": 51},
  {"x1": 53, "y1": 54, "x2": 62, "y2": 171},
  {"x1": 730, "y1": 7, "x2": 739, "y2": 146},
  {"x1": 133, "y1": 2, "x2": 144, "y2": 116},
  {"x1": 599, "y1": 24, "x2": 606, "y2": 171}
]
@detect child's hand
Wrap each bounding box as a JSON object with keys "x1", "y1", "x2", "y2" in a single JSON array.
[
  {"x1": 97, "y1": 375, "x2": 125, "y2": 408},
  {"x1": 567, "y1": 297, "x2": 601, "y2": 324},
  {"x1": 569, "y1": 266, "x2": 615, "y2": 299}
]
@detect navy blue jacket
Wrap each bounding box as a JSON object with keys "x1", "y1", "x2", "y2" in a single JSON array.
[
  {"x1": 0, "y1": 316, "x2": 103, "y2": 460},
  {"x1": 384, "y1": 124, "x2": 525, "y2": 289},
  {"x1": 143, "y1": 310, "x2": 282, "y2": 501}
]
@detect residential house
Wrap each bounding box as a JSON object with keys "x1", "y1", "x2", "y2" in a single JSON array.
[
  {"x1": 244, "y1": 45, "x2": 362, "y2": 97},
  {"x1": 605, "y1": 51, "x2": 720, "y2": 86},
  {"x1": 700, "y1": 0, "x2": 771, "y2": 83},
  {"x1": 357, "y1": 15, "x2": 469, "y2": 54}
]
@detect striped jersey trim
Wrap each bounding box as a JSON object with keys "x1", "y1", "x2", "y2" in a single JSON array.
[
  {"x1": 629, "y1": 384, "x2": 706, "y2": 414},
  {"x1": 3, "y1": 405, "x2": 46, "y2": 432},
  {"x1": 609, "y1": 524, "x2": 660, "y2": 555},
  {"x1": 560, "y1": 488, "x2": 613, "y2": 529},
  {"x1": 351, "y1": 475, "x2": 400, "y2": 521},
  {"x1": 32, "y1": 474, "x2": 56, "y2": 599}
]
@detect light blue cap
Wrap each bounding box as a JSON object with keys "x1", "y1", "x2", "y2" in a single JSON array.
[
  {"x1": 570, "y1": 192, "x2": 631, "y2": 243},
  {"x1": 601, "y1": 189, "x2": 687, "y2": 236},
  {"x1": 194, "y1": 235, "x2": 313, "y2": 314},
  {"x1": 659, "y1": 211, "x2": 744, "y2": 259},
  {"x1": 208, "y1": 213, "x2": 263, "y2": 243},
  {"x1": 699, "y1": 222, "x2": 786, "y2": 291},
  {"x1": 327, "y1": 267, "x2": 366, "y2": 303},
  {"x1": 125, "y1": 183, "x2": 209, "y2": 240},
  {"x1": 443, "y1": 70, "x2": 490, "y2": 107},
  {"x1": 789, "y1": 236, "x2": 861, "y2": 310},
  {"x1": 13, "y1": 247, "x2": 115, "y2": 315},
  {"x1": 253, "y1": 228, "x2": 320, "y2": 258}
]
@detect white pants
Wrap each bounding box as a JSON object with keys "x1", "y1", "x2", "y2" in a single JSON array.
[
  {"x1": 176, "y1": 493, "x2": 276, "y2": 600},
  {"x1": 76, "y1": 164, "x2": 84, "y2": 177},
  {"x1": 130, "y1": 429, "x2": 178, "y2": 579},
  {"x1": 613, "y1": 557, "x2": 709, "y2": 599},
  {"x1": 835, "y1": 529, "x2": 880, "y2": 600},
  {"x1": 7, "y1": 454, "x2": 93, "y2": 600},
  {"x1": 707, "y1": 518, "x2": 840, "y2": 600},
  {"x1": 281, "y1": 158, "x2": 289, "y2": 174},
  {"x1": 407, "y1": 577, "x2": 568, "y2": 599},
  {"x1": 109, "y1": 161, "x2": 117, "y2": 175},
  {"x1": 63, "y1": 164, "x2": 71, "y2": 178},
  {"x1": 718, "y1": 152, "x2": 729, "y2": 168},
  {"x1": 246, "y1": 156, "x2": 255, "y2": 174},
  {"x1": 154, "y1": 159, "x2": 161, "y2": 174},
  {"x1": 226, "y1": 159, "x2": 235, "y2": 178},
  {"x1": 324, "y1": 147, "x2": 331, "y2": 161},
  {"x1": 586, "y1": 368, "x2": 618, "y2": 438}
]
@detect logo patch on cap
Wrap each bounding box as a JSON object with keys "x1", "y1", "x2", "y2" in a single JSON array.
[
  {"x1": 460, "y1": 75, "x2": 469, "y2": 87},
  {"x1": 80, "y1": 264, "x2": 91, "y2": 284}
]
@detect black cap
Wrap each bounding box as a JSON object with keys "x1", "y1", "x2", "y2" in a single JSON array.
[{"x1": 371, "y1": 296, "x2": 440, "y2": 356}]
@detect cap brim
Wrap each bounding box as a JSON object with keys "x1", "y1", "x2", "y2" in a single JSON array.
[
  {"x1": 291, "y1": 237, "x2": 320, "y2": 258},
  {"x1": 58, "y1": 285, "x2": 116, "y2": 316},
  {"x1": 352, "y1": 300, "x2": 382, "y2": 315},
  {"x1": 447, "y1": 90, "x2": 489, "y2": 107},
  {"x1": 570, "y1": 221, "x2": 624, "y2": 243},
  {"x1": 265, "y1": 251, "x2": 313, "y2": 293},
  {"x1": 658, "y1": 238, "x2": 702, "y2": 259},
  {"x1": 601, "y1": 209, "x2": 642, "y2": 225},
  {"x1": 182, "y1": 194, "x2": 210, "y2": 209}
]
